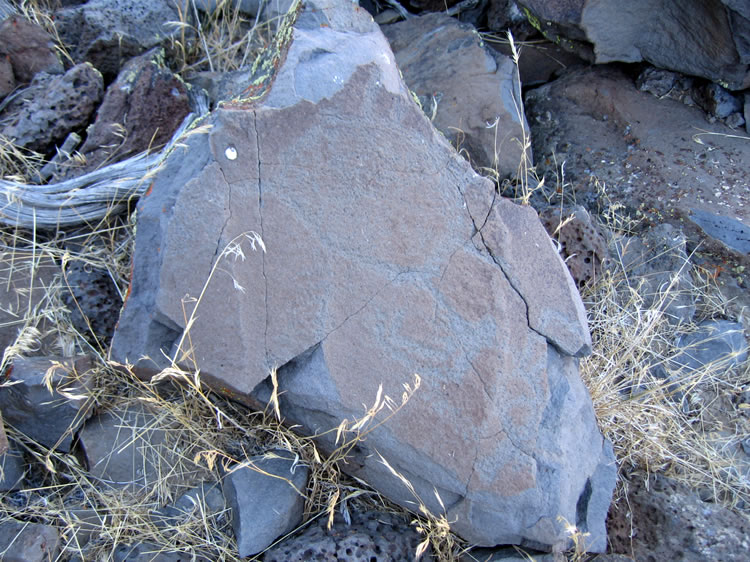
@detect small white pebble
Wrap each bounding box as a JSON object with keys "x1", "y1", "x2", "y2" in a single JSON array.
[{"x1": 225, "y1": 145, "x2": 237, "y2": 160}]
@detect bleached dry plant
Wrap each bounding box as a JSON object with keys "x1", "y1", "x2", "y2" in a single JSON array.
[{"x1": 579, "y1": 209, "x2": 750, "y2": 511}]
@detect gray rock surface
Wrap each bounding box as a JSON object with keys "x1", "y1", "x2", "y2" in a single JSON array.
[
  {"x1": 264, "y1": 509, "x2": 423, "y2": 561},
  {"x1": 382, "y1": 12, "x2": 530, "y2": 177},
  {"x1": 0, "y1": 356, "x2": 94, "y2": 452},
  {"x1": 112, "y1": 0, "x2": 613, "y2": 551},
  {"x1": 0, "y1": 519, "x2": 61, "y2": 562},
  {"x1": 0, "y1": 253, "x2": 59, "y2": 358},
  {"x1": 0, "y1": 63, "x2": 103, "y2": 153},
  {"x1": 674, "y1": 320, "x2": 748, "y2": 373},
  {"x1": 688, "y1": 209, "x2": 750, "y2": 255},
  {"x1": 223, "y1": 449, "x2": 309, "y2": 558},
  {"x1": 76, "y1": 403, "x2": 188, "y2": 492},
  {"x1": 55, "y1": 0, "x2": 184, "y2": 80},
  {"x1": 73, "y1": 47, "x2": 191, "y2": 176},
  {"x1": 520, "y1": 0, "x2": 750, "y2": 89}
]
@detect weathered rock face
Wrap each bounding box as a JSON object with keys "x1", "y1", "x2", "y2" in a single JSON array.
[
  {"x1": 75, "y1": 48, "x2": 191, "y2": 176},
  {"x1": 55, "y1": 0, "x2": 184, "y2": 81},
  {"x1": 382, "y1": 12, "x2": 531, "y2": 177},
  {"x1": 0, "y1": 16, "x2": 63, "y2": 85},
  {"x1": 113, "y1": 0, "x2": 614, "y2": 551},
  {"x1": 519, "y1": 0, "x2": 750, "y2": 89}
]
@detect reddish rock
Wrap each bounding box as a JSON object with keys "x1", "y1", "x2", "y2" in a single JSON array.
[
  {"x1": 76, "y1": 47, "x2": 191, "y2": 174},
  {"x1": 0, "y1": 15, "x2": 63, "y2": 84}
]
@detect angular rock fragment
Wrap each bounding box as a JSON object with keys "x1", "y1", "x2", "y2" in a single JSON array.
[
  {"x1": 113, "y1": 0, "x2": 614, "y2": 551},
  {"x1": 0, "y1": 16, "x2": 64, "y2": 84},
  {"x1": 76, "y1": 403, "x2": 191, "y2": 492},
  {"x1": 74, "y1": 47, "x2": 191, "y2": 176},
  {"x1": 223, "y1": 449, "x2": 308, "y2": 558},
  {"x1": 0, "y1": 519, "x2": 60, "y2": 562},
  {"x1": 0, "y1": 356, "x2": 94, "y2": 452},
  {"x1": 383, "y1": 12, "x2": 530, "y2": 177}
]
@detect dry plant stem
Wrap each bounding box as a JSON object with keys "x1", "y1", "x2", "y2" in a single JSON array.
[{"x1": 0, "y1": 111, "x2": 209, "y2": 229}]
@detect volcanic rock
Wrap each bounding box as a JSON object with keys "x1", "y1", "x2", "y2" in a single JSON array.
[{"x1": 113, "y1": 0, "x2": 614, "y2": 551}]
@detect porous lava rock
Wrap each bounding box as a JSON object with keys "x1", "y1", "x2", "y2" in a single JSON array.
[
  {"x1": 263, "y1": 509, "x2": 423, "y2": 561},
  {"x1": 539, "y1": 205, "x2": 608, "y2": 289},
  {"x1": 55, "y1": 0, "x2": 185, "y2": 81},
  {"x1": 0, "y1": 62, "x2": 103, "y2": 153},
  {"x1": 113, "y1": 0, "x2": 614, "y2": 551},
  {"x1": 75, "y1": 47, "x2": 191, "y2": 175}
]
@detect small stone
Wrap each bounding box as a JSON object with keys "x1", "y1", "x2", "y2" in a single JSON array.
[
  {"x1": 76, "y1": 403, "x2": 190, "y2": 493},
  {"x1": 223, "y1": 449, "x2": 309, "y2": 558},
  {"x1": 0, "y1": 520, "x2": 60, "y2": 562},
  {"x1": 0, "y1": 356, "x2": 95, "y2": 452},
  {"x1": 539, "y1": 205, "x2": 608, "y2": 289}
]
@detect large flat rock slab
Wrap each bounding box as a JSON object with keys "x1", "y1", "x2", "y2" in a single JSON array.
[{"x1": 112, "y1": 0, "x2": 612, "y2": 551}]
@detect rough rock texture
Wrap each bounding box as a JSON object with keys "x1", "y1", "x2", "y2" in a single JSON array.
[
  {"x1": 0, "y1": 519, "x2": 61, "y2": 562},
  {"x1": 382, "y1": 12, "x2": 530, "y2": 177},
  {"x1": 0, "y1": 356, "x2": 94, "y2": 452},
  {"x1": 223, "y1": 450, "x2": 309, "y2": 557},
  {"x1": 519, "y1": 0, "x2": 750, "y2": 89},
  {"x1": 112, "y1": 0, "x2": 614, "y2": 551},
  {"x1": 74, "y1": 47, "x2": 191, "y2": 175},
  {"x1": 608, "y1": 473, "x2": 750, "y2": 561},
  {"x1": 0, "y1": 16, "x2": 63, "y2": 85},
  {"x1": 0, "y1": 55, "x2": 13, "y2": 99},
  {"x1": 539, "y1": 205, "x2": 608, "y2": 289},
  {"x1": 264, "y1": 509, "x2": 424, "y2": 561},
  {"x1": 62, "y1": 259, "x2": 122, "y2": 346},
  {"x1": 0, "y1": 63, "x2": 103, "y2": 153},
  {"x1": 55, "y1": 0, "x2": 184, "y2": 80}
]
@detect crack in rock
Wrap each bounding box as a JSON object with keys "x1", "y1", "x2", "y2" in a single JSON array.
[{"x1": 252, "y1": 110, "x2": 270, "y2": 367}]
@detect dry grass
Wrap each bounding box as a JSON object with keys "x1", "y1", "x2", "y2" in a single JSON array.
[{"x1": 580, "y1": 194, "x2": 750, "y2": 512}]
